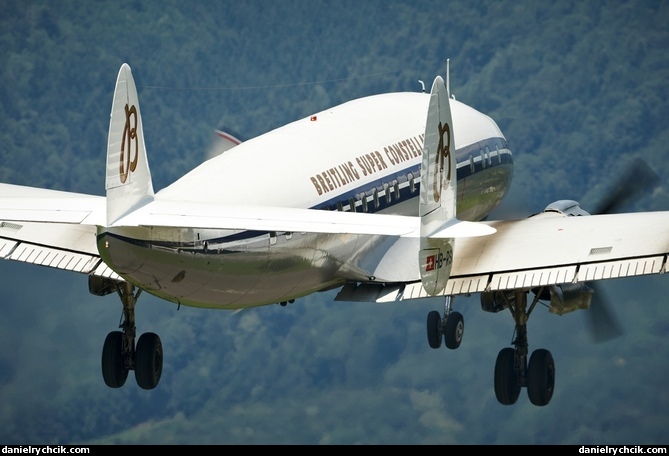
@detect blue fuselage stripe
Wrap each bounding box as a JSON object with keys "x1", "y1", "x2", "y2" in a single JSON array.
[{"x1": 315, "y1": 136, "x2": 511, "y2": 212}]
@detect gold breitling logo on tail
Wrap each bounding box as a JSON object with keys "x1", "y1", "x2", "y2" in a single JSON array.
[
  {"x1": 433, "y1": 121, "x2": 451, "y2": 202},
  {"x1": 119, "y1": 104, "x2": 139, "y2": 184}
]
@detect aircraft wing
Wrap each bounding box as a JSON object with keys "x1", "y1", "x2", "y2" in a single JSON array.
[
  {"x1": 0, "y1": 184, "x2": 119, "y2": 279},
  {"x1": 336, "y1": 210, "x2": 669, "y2": 302},
  {"x1": 3, "y1": 182, "x2": 668, "y2": 298}
]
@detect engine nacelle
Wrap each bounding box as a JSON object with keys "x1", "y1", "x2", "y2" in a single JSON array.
[
  {"x1": 547, "y1": 283, "x2": 593, "y2": 315},
  {"x1": 88, "y1": 275, "x2": 119, "y2": 297},
  {"x1": 543, "y1": 200, "x2": 590, "y2": 216},
  {"x1": 481, "y1": 283, "x2": 593, "y2": 316},
  {"x1": 480, "y1": 290, "x2": 514, "y2": 313}
]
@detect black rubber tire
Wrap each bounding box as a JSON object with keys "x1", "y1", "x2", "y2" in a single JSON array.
[
  {"x1": 101, "y1": 331, "x2": 128, "y2": 388},
  {"x1": 426, "y1": 310, "x2": 442, "y2": 349},
  {"x1": 443, "y1": 311, "x2": 464, "y2": 349},
  {"x1": 494, "y1": 347, "x2": 520, "y2": 405},
  {"x1": 135, "y1": 332, "x2": 163, "y2": 390},
  {"x1": 527, "y1": 348, "x2": 555, "y2": 406}
]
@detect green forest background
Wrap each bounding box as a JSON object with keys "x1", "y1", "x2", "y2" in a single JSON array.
[{"x1": 1, "y1": 0, "x2": 668, "y2": 445}]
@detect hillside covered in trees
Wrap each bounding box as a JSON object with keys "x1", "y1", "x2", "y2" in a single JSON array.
[{"x1": 0, "y1": 0, "x2": 668, "y2": 444}]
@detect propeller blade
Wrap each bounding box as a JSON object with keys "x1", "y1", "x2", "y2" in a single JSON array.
[
  {"x1": 586, "y1": 282, "x2": 624, "y2": 343},
  {"x1": 590, "y1": 157, "x2": 659, "y2": 215},
  {"x1": 582, "y1": 157, "x2": 658, "y2": 342}
]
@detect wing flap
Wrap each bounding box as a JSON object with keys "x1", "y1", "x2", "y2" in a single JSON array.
[
  {"x1": 579, "y1": 256, "x2": 665, "y2": 281},
  {"x1": 490, "y1": 266, "x2": 578, "y2": 290},
  {"x1": 7, "y1": 242, "x2": 100, "y2": 273},
  {"x1": 0, "y1": 238, "x2": 18, "y2": 258},
  {"x1": 0, "y1": 231, "x2": 121, "y2": 279}
]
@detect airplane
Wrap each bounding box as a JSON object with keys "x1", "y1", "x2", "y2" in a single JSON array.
[{"x1": 0, "y1": 63, "x2": 667, "y2": 407}]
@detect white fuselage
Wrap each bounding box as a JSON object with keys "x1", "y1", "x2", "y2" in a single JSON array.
[{"x1": 99, "y1": 92, "x2": 513, "y2": 308}]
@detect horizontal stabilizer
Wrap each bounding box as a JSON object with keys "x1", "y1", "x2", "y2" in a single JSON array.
[
  {"x1": 0, "y1": 183, "x2": 105, "y2": 225},
  {"x1": 112, "y1": 199, "x2": 422, "y2": 237},
  {"x1": 427, "y1": 219, "x2": 496, "y2": 238},
  {"x1": 0, "y1": 183, "x2": 120, "y2": 280}
]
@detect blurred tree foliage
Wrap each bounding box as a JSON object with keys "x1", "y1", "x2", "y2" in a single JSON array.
[
  {"x1": 2, "y1": 0, "x2": 668, "y2": 206},
  {"x1": 1, "y1": 0, "x2": 668, "y2": 444}
]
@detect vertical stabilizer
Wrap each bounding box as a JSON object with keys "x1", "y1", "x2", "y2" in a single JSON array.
[
  {"x1": 105, "y1": 63, "x2": 154, "y2": 225},
  {"x1": 418, "y1": 76, "x2": 456, "y2": 295}
]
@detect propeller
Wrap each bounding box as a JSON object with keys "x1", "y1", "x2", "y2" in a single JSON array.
[
  {"x1": 584, "y1": 156, "x2": 660, "y2": 343},
  {"x1": 586, "y1": 282, "x2": 624, "y2": 343},
  {"x1": 588, "y1": 157, "x2": 660, "y2": 215}
]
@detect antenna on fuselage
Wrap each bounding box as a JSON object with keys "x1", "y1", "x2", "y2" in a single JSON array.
[{"x1": 418, "y1": 80, "x2": 426, "y2": 93}]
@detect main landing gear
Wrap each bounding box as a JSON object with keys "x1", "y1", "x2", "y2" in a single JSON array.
[
  {"x1": 427, "y1": 290, "x2": 555, "y2": 406},
  {"x1": 101, "y1": 282, "x2": 163, "y2": 390},
  {"x1": 484, "y1": 289, "x2": 555, "y2": 406}
]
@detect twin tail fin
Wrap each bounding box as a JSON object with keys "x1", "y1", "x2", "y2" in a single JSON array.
[
  {"x1": 105, "y1": 63, "x2": 154, "y2": 225},
  {"x1": 418, "y1": 76, "x2": 494, "y2": 295}
]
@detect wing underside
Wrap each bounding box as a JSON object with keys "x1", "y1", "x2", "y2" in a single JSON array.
[
  {"x1": 336, "y1": 210, "x2": 669, "y2": 302},
  {"x1": 0, "y1": 221, "x2": 119, "y2": 278}
]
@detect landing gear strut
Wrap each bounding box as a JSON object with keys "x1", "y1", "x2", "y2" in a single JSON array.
[
  {"x1": 101, "y1": 282, "x2": 163, "y2": 389},
  {"x1": 494, "y1": 290, "x2": 555, "y2": 406},
  {"x1": 426, "y1": 296, "x2": 464, "y2": 350}
]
